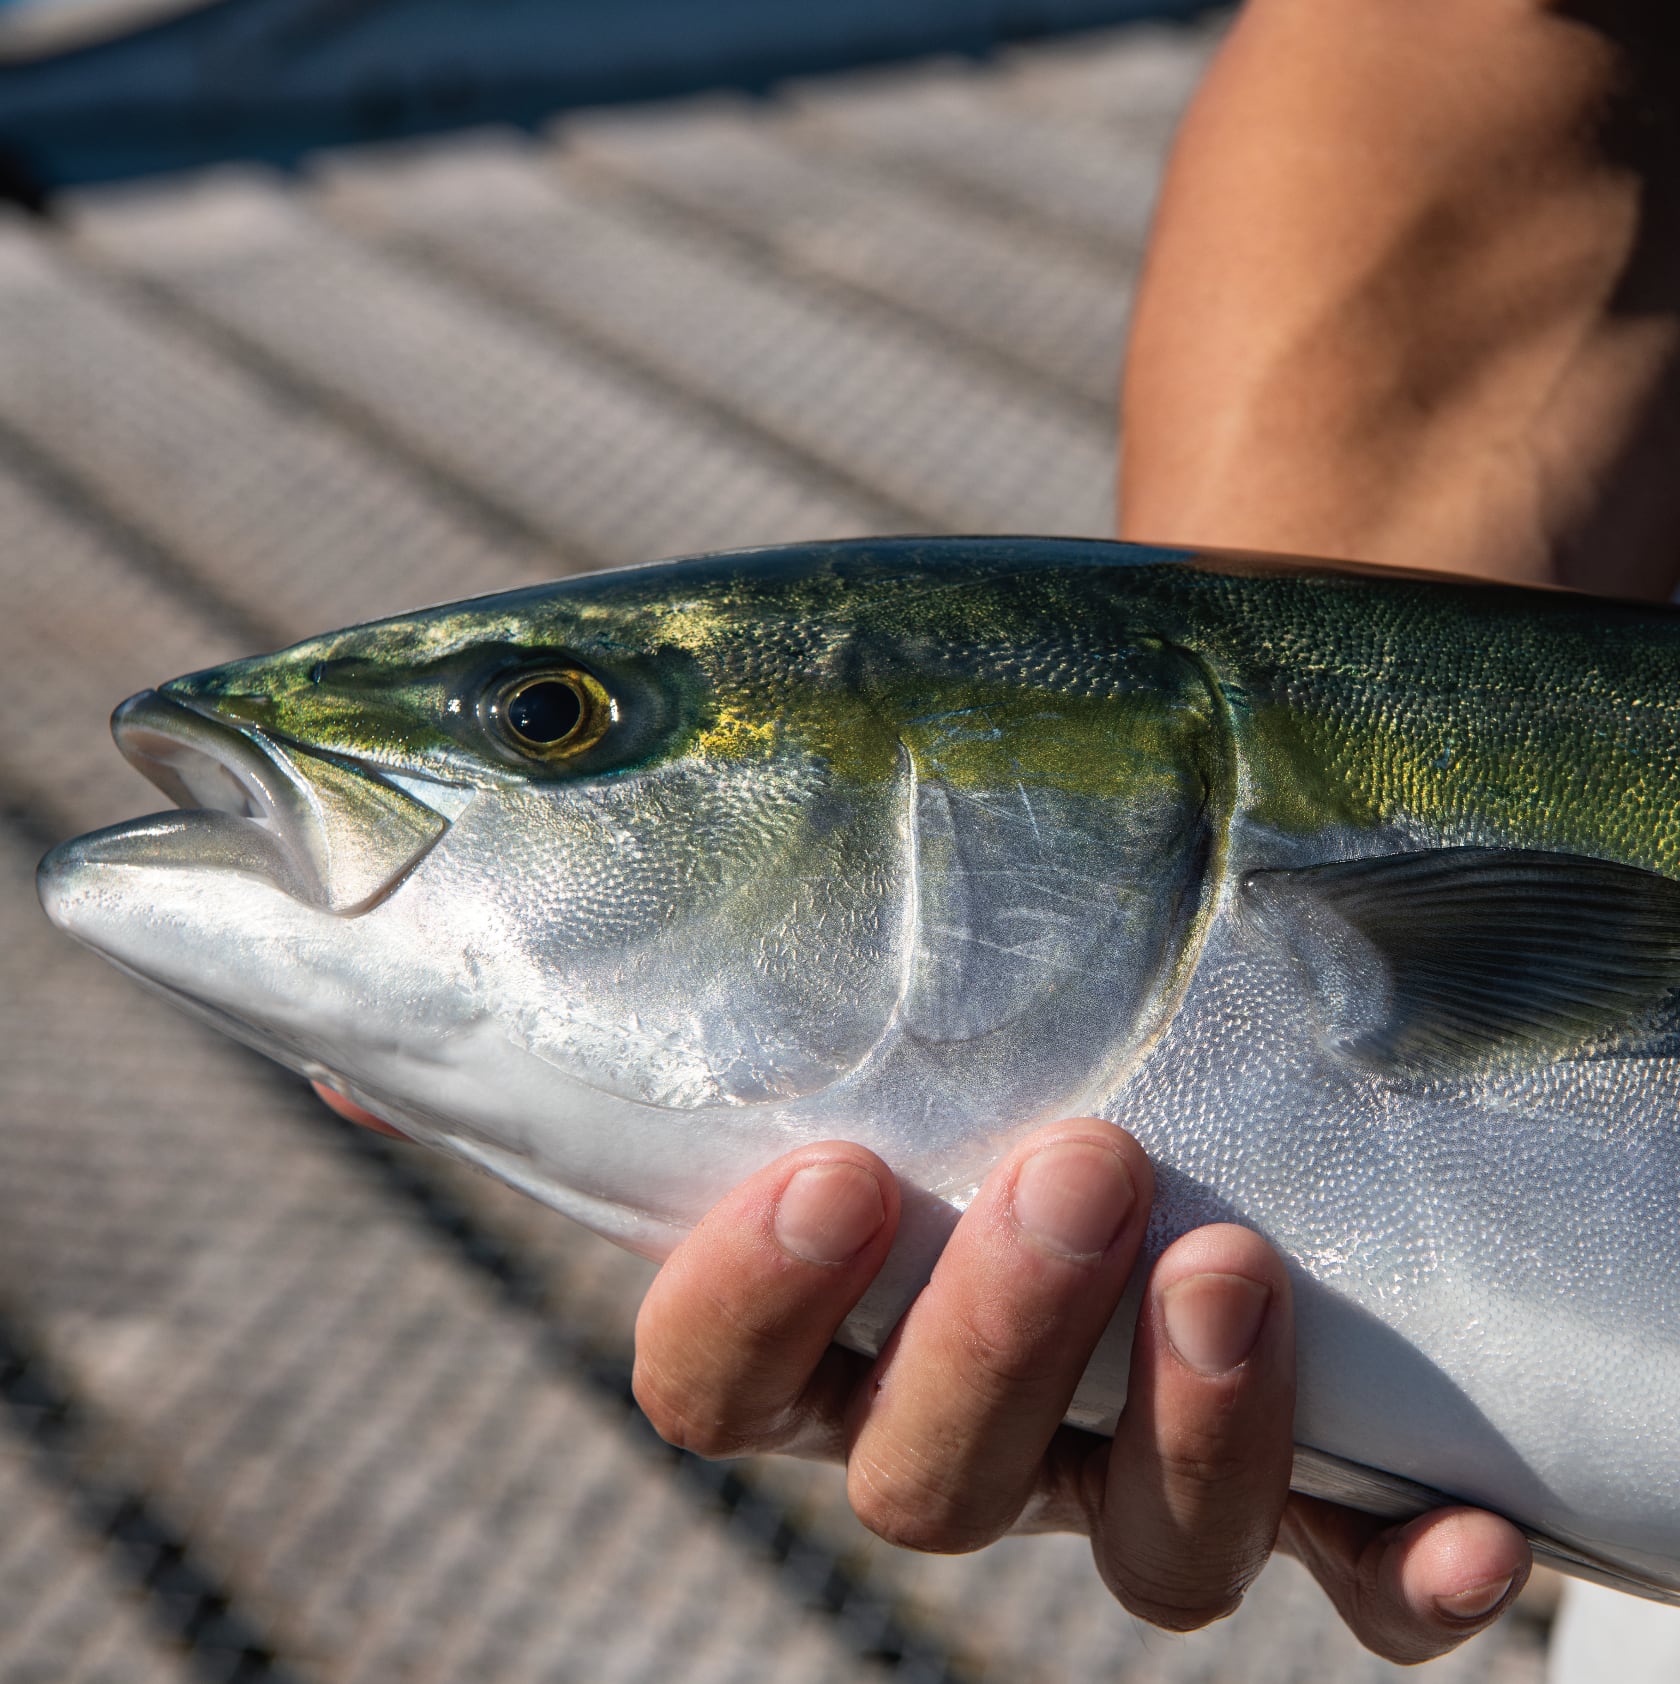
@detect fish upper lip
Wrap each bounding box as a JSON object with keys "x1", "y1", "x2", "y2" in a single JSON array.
[
  {"x1": 104, "y1": 689, "x2": 454, "y2": 914},
  {"x1": 115, "y1": 690, "x2": 299, "y2": 827}
]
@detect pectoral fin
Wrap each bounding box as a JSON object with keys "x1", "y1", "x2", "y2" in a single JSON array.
[{"x1": 1242, "y1": 849, "x2": 1680, "y2": 1076}]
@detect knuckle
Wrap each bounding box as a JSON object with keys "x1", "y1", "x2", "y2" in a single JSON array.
[
  {"x1": 1098, "y1": 1546, "x2": 1257, "y2": 1634},
  {"x1": 847, "y1": 1453, "x2": 1001, "y2": 1555},
  {"x1": 1156, "y1": 1420, "x2": 1259, "y2": 1497},
  {"x1": 948, "y1": 1301, "x2": 1061, "y2": 1407},
  {"x1": 706, "y1": 1280, "x2": 794, "y2": 1352},
  {"x1": 1123, "y1": 1584, "x2": 1246, "y2": 1634},
  {"x1": 632, "y1": 1359, "x2": 776, "y2": 1459}
]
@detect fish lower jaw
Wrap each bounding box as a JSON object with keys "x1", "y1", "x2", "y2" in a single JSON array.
[{"x1": 38, "y1": 811, "x2": 312, "y2": 929}]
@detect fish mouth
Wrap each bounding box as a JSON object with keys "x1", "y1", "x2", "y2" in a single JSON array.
[{"x1": 42, "y1": 690, "x2": 459, "y2": 917}]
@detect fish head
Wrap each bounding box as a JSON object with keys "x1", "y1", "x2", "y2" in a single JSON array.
[{"x1": 38, "y1": 540, "x2": 1218, "y2": 1260}]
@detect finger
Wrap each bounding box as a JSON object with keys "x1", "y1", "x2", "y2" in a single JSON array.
[
  {"x1": 311, "y1": 1079, "x2": 410, "y2": 1139},
  {"x1": 1280, "y1": 1497, "x2": 1530, "y2": 1664},
  {"x1": 1090, "y1": 1223, "x2": 1295, "y2": 1630},
  {"x1": 633, "y1": 1143, "x2": 897, "y2": 1460},
  {"x1": 845, "y1": 1122, "x2": 1151, "y2": 1554}
]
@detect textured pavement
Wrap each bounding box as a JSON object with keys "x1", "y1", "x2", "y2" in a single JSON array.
[{"x1": 3, "y1": 12, "x2": 1551, "y2": 1682}]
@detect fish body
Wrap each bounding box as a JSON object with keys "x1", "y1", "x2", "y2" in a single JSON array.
[{"x1": 36, "y1": 537, "x2": 1680, "y2": 1598}]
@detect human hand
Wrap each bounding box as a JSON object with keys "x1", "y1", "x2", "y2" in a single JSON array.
[{"x1": 630, "y1": 1120, "x2": 1530, "y2": 1663}]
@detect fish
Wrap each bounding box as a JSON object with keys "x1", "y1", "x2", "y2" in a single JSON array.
[{"x1": 34, "y1": 535, "x2": 1680, "y2": 1602}]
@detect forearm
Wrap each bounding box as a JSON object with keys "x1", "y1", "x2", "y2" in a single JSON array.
[{"x1": 1119, "y1": 0, "x2": 1680, "y2": 598}]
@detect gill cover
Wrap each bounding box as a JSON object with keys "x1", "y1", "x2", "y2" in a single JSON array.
[{"x1": 875, "y1": 626, "x2": 1228, "y2": 1119}]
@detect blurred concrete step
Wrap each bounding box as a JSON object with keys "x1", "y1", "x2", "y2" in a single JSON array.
[
  {"x1": 785, "y1": 62, "x2": 1169, "y2": 256},
  {"x1": 67, "y1": 174, "x2": 893, "y2": 568},
  {"x1": 316, "y1": 141, "x2": 1113, "y2": 537},
  {"x1": 995, "y1": 15, "x2": 1224, "y2": 131},
  {"x1": 0, "y1": 217, "x2": 550, "y2": 643},
  {"x1": 0, "y1": 463, "x2": 243, "y2": 837},
  {"x1": 0, "y1": 1435, "x2": 205, "y2": 1684},
  {"x1": 559, "y1": 102, "x2": 1132, "y2": 410}
]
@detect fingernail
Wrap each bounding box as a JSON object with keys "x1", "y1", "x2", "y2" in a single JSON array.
[
  {"x1": 1010, "y1": 1142, "x2": 1134, "y2": 1260},
  {"x1": 1435, "y1": 1573, "x2": 1516, "y2": 1623},
  {"x1": 1161, "y1": 1274, "x2": 1271, "y2": 1375},
  {"x1": 774, "y1": 1162, "x2": 886, "y2": 1265}
]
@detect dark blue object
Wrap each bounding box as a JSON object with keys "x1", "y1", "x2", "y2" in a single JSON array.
[{"x1": 0, "y1": 0, "x2": 1220, "y2": 202}]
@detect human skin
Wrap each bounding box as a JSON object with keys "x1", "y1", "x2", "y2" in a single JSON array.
[
  {"x1": 323, "y1": 0, "x2": 1680, "y2": 1661},
  {"x1": 1120, "y1": 0, "x2": 1680, "y2": 599}
]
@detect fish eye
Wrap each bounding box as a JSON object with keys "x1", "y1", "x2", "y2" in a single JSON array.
[
  {"x1": 490, "y1": 667, "x2": 615, "y2": 760},
  {"x1": 509, "y1": 679, "x2": 580, "y2": 743}
]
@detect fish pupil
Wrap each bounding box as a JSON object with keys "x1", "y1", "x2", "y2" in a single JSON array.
[{"x1": 508, "y1": 679, "x2": 583, "y2": 745}]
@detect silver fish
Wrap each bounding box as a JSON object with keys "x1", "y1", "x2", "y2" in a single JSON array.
[{"x1": 37, "y1": 538, "x2": 1680, "y2": 1600}]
